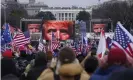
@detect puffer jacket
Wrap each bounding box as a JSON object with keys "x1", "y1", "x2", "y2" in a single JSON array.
[{"x1": 90, "y1": 65, "x2": 127, "y2": 80}]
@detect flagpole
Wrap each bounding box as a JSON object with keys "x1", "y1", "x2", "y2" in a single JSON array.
[
  {"x1": 51, "y1": 31, "x2": 53, "y2": 52},
  {"x1": 3, "y1": 3, "x2": 7, "y2": 24},
  {"x1": 81, "y1": 33, "x2": 83, "y2": 50}
]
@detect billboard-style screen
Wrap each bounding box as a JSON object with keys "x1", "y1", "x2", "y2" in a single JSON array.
[
  {"x1": 42, "y1": 20, "x2": 74, "y2": 40},
  {"x1": 93, "y1": 24, "x2": 105, "y2": 33},
  {"x1": 28, "y1": 24, "x2": 41, "y2": 33}
]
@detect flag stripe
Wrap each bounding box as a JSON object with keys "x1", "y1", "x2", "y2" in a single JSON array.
[
  {"x1": 13, "y1": 32, "x2": 29, "y2": 47},
  {"x1": 112, "y1": 22, "x2": 133, "y2": 58}
]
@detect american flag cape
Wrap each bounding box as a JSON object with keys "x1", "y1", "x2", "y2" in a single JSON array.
[{"x1": 112, "y1": 22, "x2": 133, "y2": 58}]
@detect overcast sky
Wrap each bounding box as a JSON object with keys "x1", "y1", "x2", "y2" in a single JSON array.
[{"x1": 19, "y1": 0, "x2": 109, "y2": 7}]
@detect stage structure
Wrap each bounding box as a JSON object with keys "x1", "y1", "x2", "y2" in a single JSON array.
[{"x1": 20, "y1": 18, "x2": 42, "y2": 41}]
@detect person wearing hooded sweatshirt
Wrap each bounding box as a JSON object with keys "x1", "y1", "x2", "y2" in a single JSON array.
[
  {"x1": 90, "y1": 48, "x2": 128, "y2": 80},
  {"x1": 37, "y1": 47, "x2": 90, "y2": 80},
  {"x1": 25, "y1": 51, "x2": 48, "y2": 80}
]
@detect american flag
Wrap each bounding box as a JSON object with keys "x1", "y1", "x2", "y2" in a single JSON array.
[
  {"x1": 112, "y1": 22, "x2": 133, "y2": 58},
  {"x1": 13, "y1": 32, "x2": 29, "y2": 47},
  {"x1": 1, "y1": 45, "x2": 6, "y2": 53},
  {"x1": 77, "y1": 43, "x2": 82, "y2": 52},
  {"x1": 70, "y1": 43, "x2": 80, "y2": 56},
  {"x1": 38, "y1": 41, "x2": 44, "y2": 51},
  {"x1": 71, "y1": 45, "x2": 76, "y2": 52},
  {"x1": 2, "y1": 23, "x2": 12, "y2": 44},
  {"x1": 51, "y1": 42, "x2": 59, "y2": 51},
  {"x1": 51, "y1": 32, "x2": 59, "y2": 52}
]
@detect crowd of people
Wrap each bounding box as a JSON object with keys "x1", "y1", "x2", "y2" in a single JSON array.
[{"x1": 1, "y1": 45, "x2": 133, "y2": 80}]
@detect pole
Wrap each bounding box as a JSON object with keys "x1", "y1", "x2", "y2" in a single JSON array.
[
  {"x1": 111, "y1": 20, "x2": 113, "y2": 32},
  {"x1": 90, "y1": 19, "x2": 91, "y2": 33},
  {"x1": 3, "y1": 3, "x2": 6, "y2": 23},
  {"x1": 20, "y1": 18, "x2": 22, "y2": 30},
  {"x1": 90, "y1": 8, "x2": 93, "y2": 33}
]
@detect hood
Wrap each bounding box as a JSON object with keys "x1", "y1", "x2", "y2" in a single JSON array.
[
  {"x1": 55, "y1": 59, "x2": 79, "y2": 75},
  {"x1": 59, "y1": 63, "x2": 83, "y2": 76}
]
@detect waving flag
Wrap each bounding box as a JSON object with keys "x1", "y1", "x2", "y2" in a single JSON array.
[
  {"x1": 51, "y1": 32, "x2": 59, "y2": 52},
  {"x1": 96, "y1": 30, "x2": 107, "y2": 59},
  {"x1": 24, "y1": 31, "x2": 30, "y2": 43},
  {"x1": 1, "y1": 30, "x2": 6, "y2": 46},
  {"x1": 13, "y1": 32, "x2": 29, "y2": 47},
  {"x1": 38, "y1": 40, "x2": 44, "y2": 51},
  {"x1": 112, "y1": 22, "x2": 133, "y2": 58},
  {"x1": 2, "y1": 23, "x2": 12, "y2": 43}
]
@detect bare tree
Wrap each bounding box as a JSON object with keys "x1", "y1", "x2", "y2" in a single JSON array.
[{"x1": 93, "y1": 0, "x2": 133, "y2": 31}]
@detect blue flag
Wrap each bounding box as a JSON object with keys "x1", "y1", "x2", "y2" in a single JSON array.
[
  {"x1": 2, "y1": 23, "x2": 12, "y2": 43},
  {"x1": 24, "y1": 31, "x2": 30, "y2": 38},
  {"x1": 1, "y1": 30, "x2": 6, "y2": 46}
]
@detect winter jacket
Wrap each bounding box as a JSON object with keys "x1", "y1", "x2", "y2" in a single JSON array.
[
  {"x1": 37, "y1": 63, "x2": 90, "y2": 80},
  {"x1": 90, "y1": 65, "x2": 127, "y2": 80},
  {"x1": 26, "y1": 65, "x2": 47, "y2": 80}
]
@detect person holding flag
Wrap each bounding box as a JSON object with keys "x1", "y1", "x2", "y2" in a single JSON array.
[
  {"x1": 90, "y1": 21, "x2": 133, "y2": 80},
  {"x1": 111, "y1": 21, "x2": 133, "y2": 66}
]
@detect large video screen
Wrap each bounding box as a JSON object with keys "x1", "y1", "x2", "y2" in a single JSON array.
[
  {"x1": 93, "y1": 24, "x2": 106, "y2": 33},
  {"x1": 42, "y1": 20, "x2": 74, "y2": 40},
  {"x1": 27, "y1": 24, "x2": 41, "y2": 33}
]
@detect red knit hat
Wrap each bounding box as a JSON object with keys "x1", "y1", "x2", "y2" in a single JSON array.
[
  {"x1": 107, "y1": 48, "x2": 127, "y2": 65},
  {"x1": 19, "y1": 46, "x2": 25, "y2": 51},
  {"x1": 2, "y1": 49, "x2": 12, "y2": 58}
]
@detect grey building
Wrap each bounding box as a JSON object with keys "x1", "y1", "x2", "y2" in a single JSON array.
[
  {"x1": 1, "y1": 0, "x2": 17, "y2": 3},
  {"x1": 25, "y1": 3, "x2": 49, "y2": 16},
  {"x1": 40, "y1": 8, "x2": 92, "y2": 21},
  {"x1": 18, "y1": 0, "x2": 92, "y2": 19},
  {"x1": 29, "y1": 0, "x2": 35, "y2": 4}
]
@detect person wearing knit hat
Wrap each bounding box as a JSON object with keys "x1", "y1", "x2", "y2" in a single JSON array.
[
  {"x1": 107, "y1": 48, "x2": 127, "y2": 65},
  {"x1": 2, "y1": 49, "x2": 13, "y2": 58},
  {"x1": 58, "y1": 47, "x2": 76, "y2": 64},
  {"x1": 19, "y1": 46, "x2": 26, "y2": 51},
  {"x1": 38, "y1": 47, "x2": 90, "y2": 80},
  {"x1": 90, "y1": 48, "x2": 128, "y2": 80}
]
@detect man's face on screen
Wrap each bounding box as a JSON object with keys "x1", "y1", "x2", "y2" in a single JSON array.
[
  {"x1": 43, "y1": 21, "x2": 71, "y2": 40},
  {"x1": 28, "y1": 24, "x2": 40, "y2": 33}
]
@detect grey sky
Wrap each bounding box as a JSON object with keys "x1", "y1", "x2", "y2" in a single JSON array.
[{"x1": 19, "y1": 0, "x2": 109, "y2": 7}]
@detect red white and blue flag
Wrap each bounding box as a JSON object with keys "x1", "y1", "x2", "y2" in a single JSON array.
[
  {"x1": 13, "y1": 32, "x2": 29, "y2": 47},
  {"x1": 51, "y1": 32, "x2": 59, "y2": 52},
  {"x1": 38, "y1": 41, "x2": 44, "y2": 51},
  {"x1": 112, "y1": 22, "x2": 133, "y2": 58}
]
